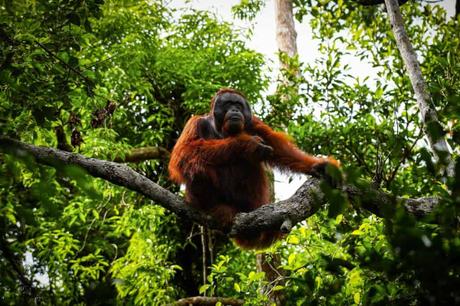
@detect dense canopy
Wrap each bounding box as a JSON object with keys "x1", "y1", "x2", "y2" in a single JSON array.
[{"x1": 0, "y1": 0, "x2": 459, "y2": 305}]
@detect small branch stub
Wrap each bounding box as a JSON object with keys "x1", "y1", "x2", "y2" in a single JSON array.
[{"x1": 280, "y1": 218, "x2": 293, "y2": 233}]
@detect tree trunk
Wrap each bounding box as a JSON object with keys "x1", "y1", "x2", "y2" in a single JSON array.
[
  {"x1": 262, "y1": 1, "x2": 299, "y2": 300},
  {"x1": 384, "y1": 0, "x2": 454, "y2": 176},
  {"x1": 275, "y1": 0, "x2": 298, "y2": 60},
  {"x1": 0, "y1": 137, "x2": 440, "y2": 235},
  {"x1": 256, "y1": 169, "x2": 286, "y2": 305},
  {"x1": 271, "y1": 0, "x2": 300, "y2": 126}
]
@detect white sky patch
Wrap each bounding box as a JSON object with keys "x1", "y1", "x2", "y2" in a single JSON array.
[{"x1": 24, "y1": 251, "x2": 49, "y2": 286}]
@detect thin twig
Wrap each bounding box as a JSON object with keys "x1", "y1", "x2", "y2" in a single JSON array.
[{"x1": 35, "y1": 41, "x2": 94, "y2": 89}]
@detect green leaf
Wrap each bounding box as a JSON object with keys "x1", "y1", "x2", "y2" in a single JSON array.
[
  {"x1": 199, "y1": 284, "x2": 210, "y2": 294},
  {"x1": 354, "y1": 292, "x2": 361, "y2": 304},
  {"x1": 287, "y1": 235, "x2": 300, "y2": 245}
]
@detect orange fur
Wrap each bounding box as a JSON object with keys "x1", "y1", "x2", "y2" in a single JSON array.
[
  {"x1": 251, "y1": 116, "x2": 333, "y2": 173},
  {"x1": 169, "y1": 89, "x2": 339, "y2": 249}
]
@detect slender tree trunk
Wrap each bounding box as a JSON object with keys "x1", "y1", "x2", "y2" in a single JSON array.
[
  {"x1": 269, "y1": 0, "x2": 300, "y2": 127},
  {"x1": 256, "y1": 253, "x2": 285, "y2": 305},
  {"x1": 256, "y1": 2, "x2": 298, "y2": 302},
  {"x1": 275, "y1": 0, "x2": 298, "y2": 60},
  {"x1": 256, "y1": 169, "x2": 286, "y2": 305},
  {"x1": 274, "y1": 0, "x2": 299, "y2": 87},
  {"x1": 384, "y1": 0, "x2": 454, "y2": 176}
]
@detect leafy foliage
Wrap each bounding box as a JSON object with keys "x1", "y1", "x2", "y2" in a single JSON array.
[
  {"x1": 0, "y1": 0, "x2": 459, "y2": 305},
  {"x1": 0, "y1": 0, "x2": 266, "y2": 304},
  {"x1": 279, "y1": 1, "x2": 460, "y2": 304}
]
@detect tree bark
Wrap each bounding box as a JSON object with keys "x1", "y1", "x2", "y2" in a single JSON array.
[
  {"x1": 384, "y1": 0, "x2": 454, "y2": 176},
  {"x1": 113, "y1": 146, "x2": 170, "y2": 163},
  {"x1": 260, "y1": 3, "x2": 298, "y2": 301},
  {"x1": 271, "y1": 0, "x2": 300, "y2": 126},
  {"x1": 0, "y1": 136, "x2": 219, "y2": 229},
  {"x1": 275, "y1": 0, "x2": 298, "y2": 59},
  {"x1": 274, "y1": 0, "x2": 299, "y2": 86},
  {"x1": 256, "y1": 169, "x2": 286, "y2": 305},
  {"x1": 174, "y1": 296, "x2": 244, "y2": 306},
  {"x1": 0, "y1": 137, "x2": 440, "y2": 237}
]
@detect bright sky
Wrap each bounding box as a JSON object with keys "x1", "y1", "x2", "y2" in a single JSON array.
[{"x1": 171, "y1": 0, "x2": 455, "y2": 200}]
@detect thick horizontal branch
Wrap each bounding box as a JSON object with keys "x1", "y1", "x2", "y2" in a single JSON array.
[
  {"x1": 0, "y1": 137, "x2": 440, "y2": 238},
  {"x1": 230, "y1": 175, "x2": 439, "y2": 236},
  {"x1": 113, "y1": 146, "x2": 170, "y2": 163},
  {"x1": 173, "y1": 296, "x2": 244, "y2": 306},
  {"x1": 0, "y1": 137, "x2": 219, "y2": 230},
  {"x1": 343, "y1": 184, "x2": 439, "y2": 218}
]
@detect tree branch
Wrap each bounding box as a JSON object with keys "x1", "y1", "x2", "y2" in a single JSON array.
[
  {"x1": 0, "y1": 136, "x2": 219, "y2": 230},
  {"x1": 35, "y1": 41, "x2": 95, "y2": 90},
  {"x1": 343, "y1": 184, "x2": 439, "y2": 218},
  {"x1": 0, "y1": 137, "x2": 440, "y2": 239},
  {"x1": 113, "y1": 146, "x2": 170, "y2": 163},
  {"x1": 384, "y1": 0, "x2": 454, "y2": 176},
  {"x1": 173, "y1": 296, "x2": 244, "y2": 306}
]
